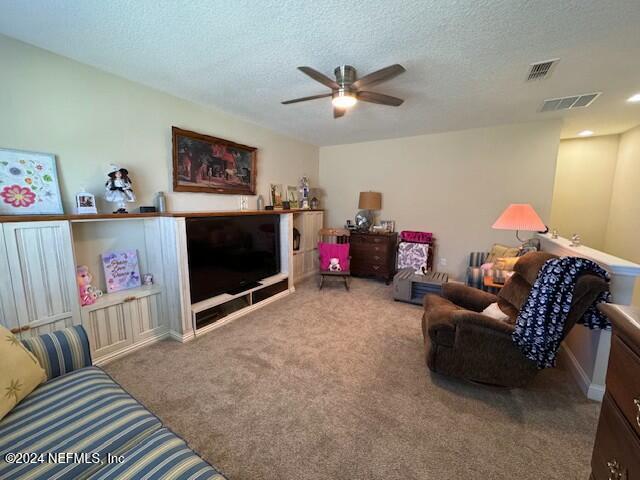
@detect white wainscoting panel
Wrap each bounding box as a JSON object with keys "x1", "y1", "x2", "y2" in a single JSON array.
[
  {"x1": 2, "y1": 221, "x2": 81, "y2": 338},
  {"x1": 84, "y1": 302, "x2": 134, "y2": 359},
  {"x1": 0, "y1": 229, "x2": 19, "y2": 331},
  {"x1": 129, "y1": 290, "x2": 166, "y2": 342}
]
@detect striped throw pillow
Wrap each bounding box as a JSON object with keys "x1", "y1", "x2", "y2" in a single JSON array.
[{"x1": 21, "y1": 325, "x2": 92, "y2": 381}]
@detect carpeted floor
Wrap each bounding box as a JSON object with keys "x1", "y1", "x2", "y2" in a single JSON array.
[{"x1": 105, "y1": 278, "x2": 600, "y2": 480}]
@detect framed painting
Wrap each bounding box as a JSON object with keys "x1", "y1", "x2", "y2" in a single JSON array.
[
  {"x1": 0, "y1": 148, "x2": 64, "y2": 215},
  {"x1": 172, "y1": 127, "x2": 257, "y2": 195}
]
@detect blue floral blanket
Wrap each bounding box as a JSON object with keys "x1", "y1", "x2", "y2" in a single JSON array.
[{"x1": 512, "y1": 257, "x2": 611, "y2": 368}]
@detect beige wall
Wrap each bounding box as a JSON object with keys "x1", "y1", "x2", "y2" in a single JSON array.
[
  {"x1": 550, "y1": 126, "x2": 640, "y2": 305},
  {"x1": 549, "y1": 135, "x2": 619, "y2": 250},
  {"x1": 319, "y1": 121, "x2": 562, "y2": 279},
  {"x1": 604, "y1": 125, "x2": 640, "y2": 305},
  {"x1": 0, "y1": 35, "x2": 318, "y2": 213}
]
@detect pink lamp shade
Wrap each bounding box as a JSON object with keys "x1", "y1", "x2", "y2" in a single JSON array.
[{"x1": 492, "y1": 204, "x2": 546, "y2": 232}]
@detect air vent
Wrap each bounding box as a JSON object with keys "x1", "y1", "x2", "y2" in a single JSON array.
[
  {"x1": 540, "y1": 92, "x2": 601, "y2": 112},
  {"x1": 526, "y1": 59, "x2": 559, "y2": 81}
]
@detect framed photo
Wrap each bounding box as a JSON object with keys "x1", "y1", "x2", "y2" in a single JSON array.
[
  {"x1": 75, "y1": 191, "x2": 97, "y2": 214},
  {"x1": 286, "y1": 185, "x2": 299, "y2": 208},
  {"x1": 101, "y1": 250, "x2": 141, "y2": 293},
  {"x1": 270, "y1": 183, "x2": 283, "y2": 208},
  {"x1": 0, "y1": 148, "x2": 63, "y2": 215},
  {"x1": 380, "y1": 220, "x2": 395, "y2": 232},
  {"x1": 172, "y1": 127, "x2": 257, "y2": 195}
]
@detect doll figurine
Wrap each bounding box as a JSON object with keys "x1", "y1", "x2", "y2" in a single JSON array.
[
  {"x1": 105, "y1": 165, "x2": 135, "y2": 213},
  {"x1": 76, "y1": 265, "x2": 103, "y2": 306}
]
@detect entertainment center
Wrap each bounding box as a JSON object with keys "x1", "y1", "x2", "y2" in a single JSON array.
[{"x1": 0, "y1": 209, "x2": 322, "y2": 364}]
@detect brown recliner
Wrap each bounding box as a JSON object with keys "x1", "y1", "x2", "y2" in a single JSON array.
[{"x1": 422, "y1": 252, "x2": 608, "y2": 387}]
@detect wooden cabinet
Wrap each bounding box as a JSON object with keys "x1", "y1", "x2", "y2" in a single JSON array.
[
  {"x1": 83, "y1": 301, "x2": 133, "y2": 359},
  {"x1": 350, "y1": 232, "x2": 398, "y2": 284},
  {"x1": 592, "y1": 304, "x2": 640, "y2": 480},
  {"x1": 0, "y1": 221, "x2": 80, "y2": 337},
  {"x1": 81, "y1": 285, "x2": 166, "y2": 363},
  {"x1": 292, "y1": 211, "x2": 323, "y2": 284},
  {"x1": 0, "y1": 211, "x2": 301, "y2": 362},
  {"x1": 130, "y1": 290, "x2": 165, "y2": 342},
  {"x1": 0, "y1": 217, "x2": 169, "y2": 363},
  {"x1": 0, "y1": 230, "x2": 19, "y2": 332}
]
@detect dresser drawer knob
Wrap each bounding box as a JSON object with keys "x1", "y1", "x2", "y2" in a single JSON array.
[
  {"x1": 634, "y1": 397, "x2": 640, "y2": 428},
  {"x1": 607, "y1": 459, "x2": 624, "y2": 480}
]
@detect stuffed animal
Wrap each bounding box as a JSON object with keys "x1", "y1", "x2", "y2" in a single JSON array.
[
  {"x1": 76, "y1": 265, "x2": 103, "y2": 306},
  {"x1": 329, "y1": 258, "x2": 342, "y2": 272}
]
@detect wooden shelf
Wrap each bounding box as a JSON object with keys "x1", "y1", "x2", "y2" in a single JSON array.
[
  {"x1": 0, "y1": 212, "x2": 162, "y2": 223},
  {"x1": 191, "y1": 272, "x2": 288, "y2": 313},
  {"x1": 167, "y1": 209, "x2": 322, "y2": 218},
  {"x1": 0, "y1": 209, "x2": 323, "y2": 223},
  {"x1": 82, "y1": 284, "x2": 162, "y2": 311}
]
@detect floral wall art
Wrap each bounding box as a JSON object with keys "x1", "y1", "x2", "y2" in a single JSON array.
[{"x1": 0, "y1": 148, "x2": 63, "y2": 215}]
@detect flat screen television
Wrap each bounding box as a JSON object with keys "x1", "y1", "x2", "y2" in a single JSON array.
[{"x1": 186, "y1": 215, "x2": 281, "y2": 303}]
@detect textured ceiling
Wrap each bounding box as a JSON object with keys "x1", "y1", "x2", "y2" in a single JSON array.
[{"x1": 1, "y1": 0, "x2": 640, "y2": 145}]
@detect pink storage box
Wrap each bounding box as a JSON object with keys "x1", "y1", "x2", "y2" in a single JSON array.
[{"x1": 400, "y1": 231, "x2": 433, "y2": 244}]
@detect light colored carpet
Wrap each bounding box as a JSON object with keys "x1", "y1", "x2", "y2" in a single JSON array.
[{"x1": 105, "y1": 278, "x2": 600, "y2": 480}]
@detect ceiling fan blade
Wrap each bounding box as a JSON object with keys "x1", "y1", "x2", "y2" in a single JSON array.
[
  {"x1": 357, "y1": 91, "x2": 404, "y2": 106},
  {"x1": 298, "y1": 66, "x2": 339, "y2": 90},
  {"x1": 333, "y1": 106, "x2": 346, "y2": 118},
  {"x1": 281, "y1": 93, "x2": 332, "y2": 105},
  {"x1": 352, "y1": 64, "x2": 406, "y2": 90}
]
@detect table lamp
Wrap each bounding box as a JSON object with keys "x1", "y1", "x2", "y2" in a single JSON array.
[
  {"x1": 355, "y1": 191, "x2": 381, "y2": 232},
  {"x1": 492, "y1": 203, "x2": 547, "y2": 242}
]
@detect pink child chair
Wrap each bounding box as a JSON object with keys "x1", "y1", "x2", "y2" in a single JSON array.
[{"x1": 318, "y1": 228, "x2": 351, "y2": 290}]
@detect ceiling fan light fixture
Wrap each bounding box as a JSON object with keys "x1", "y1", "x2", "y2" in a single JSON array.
[
  {"x1": 282, "y1": 64, "x2": 405, "y2": 117},
  {"x1": 332, "y1": 91, "x2": 357, "y2": 109}
]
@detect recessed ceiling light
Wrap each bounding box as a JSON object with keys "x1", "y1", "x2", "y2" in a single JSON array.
[
  {"x1": 578, "y1": 130, "x2": 594, "y2": 137},
  {"x1": 627, "y1": 93, "x2": 640, "y2": 103}
]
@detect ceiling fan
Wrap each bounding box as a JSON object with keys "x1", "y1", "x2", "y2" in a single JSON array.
[{"x1": 281, "y1": 64, "x2": 406, "y2": 118}]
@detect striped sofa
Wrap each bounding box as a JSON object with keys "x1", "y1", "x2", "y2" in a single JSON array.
[
  {"x1": 466, "y1": 251, "x2": 510, "y2": 293},
  {"x1": 0, "y1": 326, "x2": 227, "y2": 480}
]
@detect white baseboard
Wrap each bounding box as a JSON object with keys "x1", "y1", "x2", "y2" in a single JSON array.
[
  {"x1": 560, "y1": 345, "x2": 604, "y2": 402},
  {"x1": 93, "y1": 329, "x2": 170, "y2": 366},
  {"x1": 293, "y1": 271, "x2": 317, "y2": 285},
  {"x1": 587, "y1": 383, "x2": 606, "y2": 402},
  {"x1": 167, "y1": 329, "x2": 195, "y2": 343},
  {"x1": 93, "y1": 289, "x2": 293, "y2": 363}
]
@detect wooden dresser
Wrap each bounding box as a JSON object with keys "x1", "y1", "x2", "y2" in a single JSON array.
[
  {"x1": 591, "y1": 304, "x2": 640, "y2": 480},
  {"x1": 350, "y1": 232, "x2": 398, "y2": 284}
]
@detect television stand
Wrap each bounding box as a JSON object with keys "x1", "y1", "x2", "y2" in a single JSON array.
[
  {"x1": 192, "y1": 274, "x2": 290, "y2": 335},
  {"x1": 227, "y1": 281, "x2": 262, "y2": 295}
]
